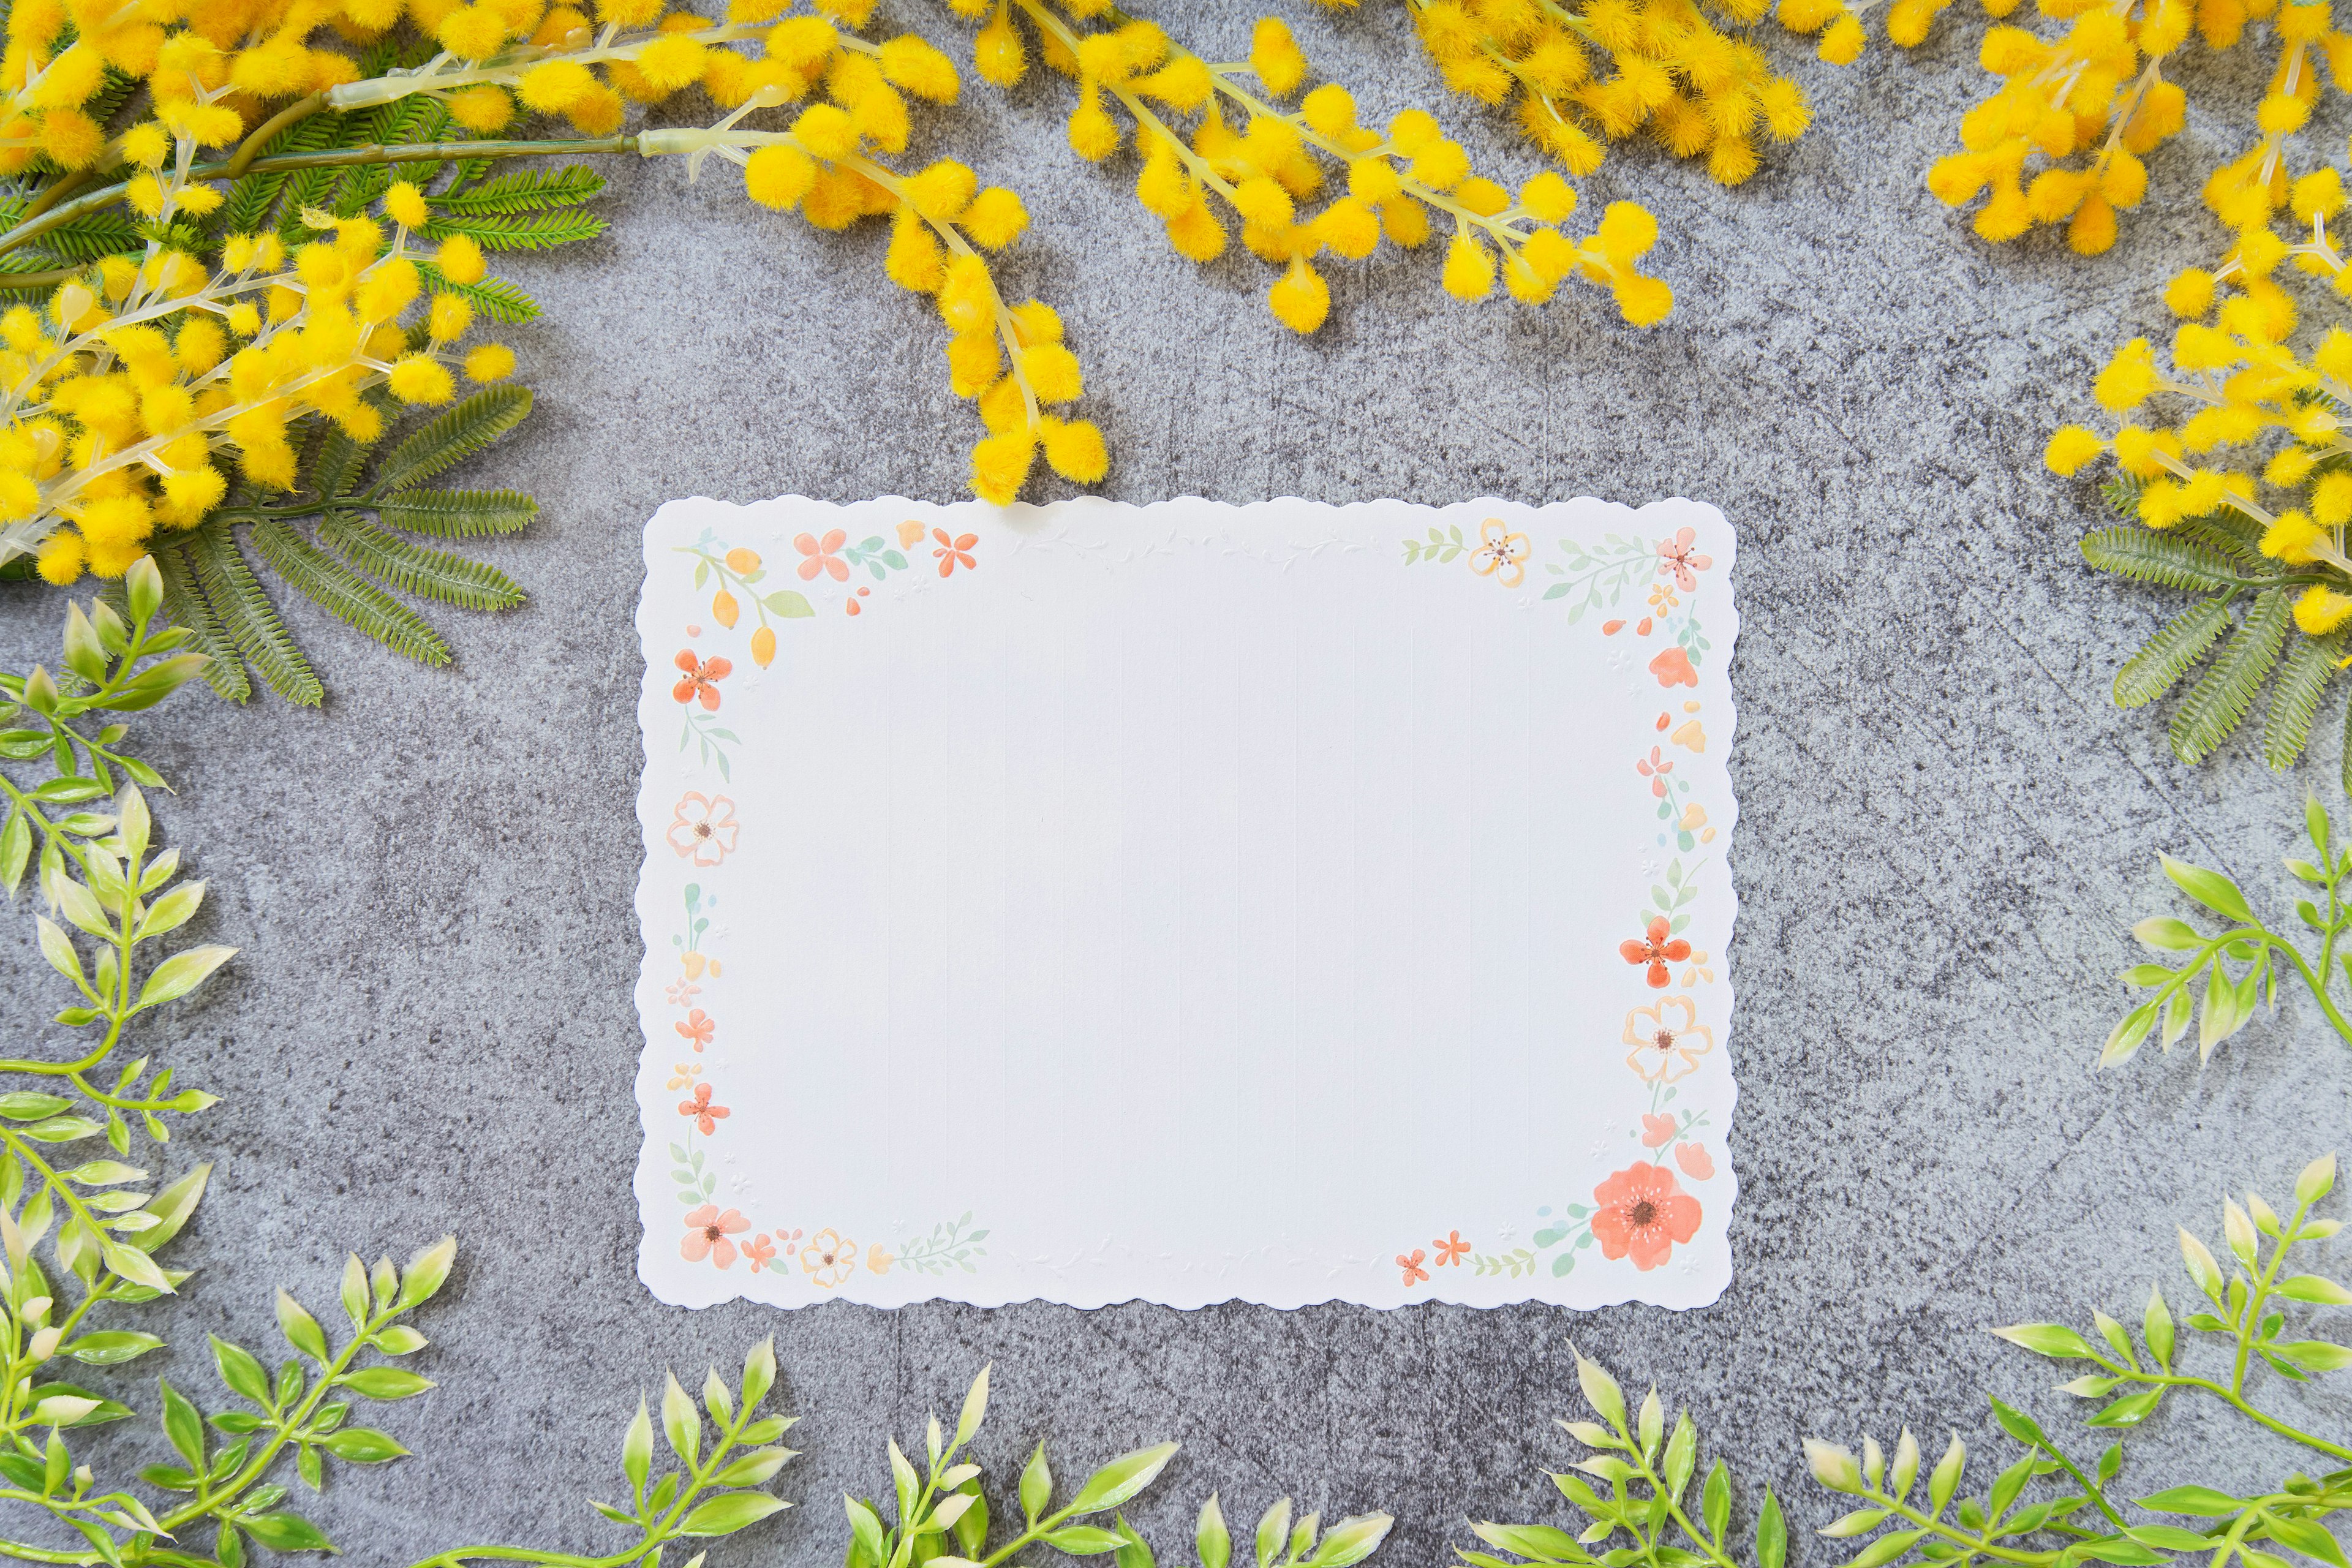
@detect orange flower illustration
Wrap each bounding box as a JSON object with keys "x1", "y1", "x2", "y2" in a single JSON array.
[
  {"x1": 1469, "y1": 518, "x2": 1531, "y2": 587},
  {"x1": 1658, "y1": 527, "x2": 1712, "y2": 591},
  {"x1": 672, "y1": 649, "x2": 732, "y2": 710},
  {"x1": 932, "y1": 528, "x2": 978, "y2": 576},
  {"x1": 801, "y1": 1227, "x2": 859, "y2": 1287},
  {"x1": 682, "y1": 1204, "x2": 749, "y2": 1267},
  {"x1": 1434, "y1": 1231, "x2": 1470, "y2": 1266},
  {"x1": 744, "y1": 1233, "x2": 778, "y2": 1272},
  {"x1": 665, "y1": 792, "x2": 740, "y2": 866},
  {"x1": 1591, "y1": 1163, "x2": 1702, "y2": 1272},
  {"x1": 676, "y1": 1008, "x2": 715, "y2": 1052},
  {"x1": 866, "y1": 1243, "x2": 895, "y2": 1275},
  {"x1": 1641, "y1": 1112, "x2": 1677, "y2": 1148},
  {"x1": 1675, "y1": 1142, "x2": 1716, "y2": 1180},
  {"x1": 679, "y1": 1082, "x2": 730, "y2": 1135},
  {"x1": 1619, "y1": 917, "x2": 1691, "y2": 989},
  {"x1": 796, "y1": 529, "x2": 850, "y2": 582},
  {"x1": 1622, "y1": 995, "x2": 1715, "y2": 1083},
  {"x1": 1648, "y1": 646, "x2": 1698, "y2": 688},
  {"x1": 1396, "y1": 1248, "x2": 1429, "y2": 1286}
]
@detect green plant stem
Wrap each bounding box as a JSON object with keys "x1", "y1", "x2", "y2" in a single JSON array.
[
  {"x1": 0, "y1": 136, "x2": 638, "y2": 261},
  {"x1": 1852, "y1": 1487, "x2": 2064, "y2": 1566},
  {"x1": 225, "y1": 92, "x2": 327, "y2": 178},
  {"x1": 152, "y1": 1303, "x2": 398, "y2": 1534}
]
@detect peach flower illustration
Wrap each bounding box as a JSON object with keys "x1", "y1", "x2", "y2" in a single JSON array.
[
  {"x1": 802, "y1": 1228, "x2": 859, "y2": 1287},
  {"x1": 676, "y1": 1008, "x2": 715, "y2": 1052},
  {"x1": 744, "y1": 1233, "x2": 778, "y2": 1272},
  {"x1": 867, "y1": 1243, "x2": 895, "y2": 1275},
  {"x1": 1434, "y1": 1231, "x2": 1470, "y2": 1266},
  {"x1": 1591, "y1": 1163, "x2": 1702, "y2": 1272},
  {"x1": 1675, "y1": 1142, "x2": 1716, "y2": 1180},
  {"x1": 1641, "y1": 1113, "x2": 1677, "y2": 1148},
  {"x1": 666, "y1": 1061, "x2": 702, "y2": 1091},
  {"x1": 682, "y1": 1205, "x2": 750, "y2": 1267},
  {"x1": 1396, "y1": 1248, "x2": 1429, "y2": 1286},
  {"x1": 1469, "y1": 518, "x2": 1531, "y2": 588},
  {"x1": 1622, "y1": 995, "x2": 1715, "y2": 1083},
  {"x1": 1658, "y1": 527, "x2": 1712, "y2": 590},
  {"x1": 679, "y1": 1082, "x2": 730, "y2": 1135},
  {"x1": 796, "y1": 529, "x2": 850, "y2": 582},
  {"x1": 666, "y1": 792, "x2": 740, "y2": 867}
]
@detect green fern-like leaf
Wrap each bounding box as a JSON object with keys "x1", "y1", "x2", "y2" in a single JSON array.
[
  {"x1": 2100, "y1": 472, "x2": 2146, "y2": 521},
  {"x1": 36, "y1": 211, "x2": 143, "y2": 262},
  {"x1": 249, "y1": 520, "x2": 450, "y2": 665},
  {"x1": 2081, "y1": 527, "x2": 2250, "y2": 593},
  {"x1": 2171, "y1": 588, "x2": 2289, "y2": 764},
  {"x1": 375, "y1": 488, "x2": 537, "y2": 538},
  {"x1": 2116, "y1": 597, "x2": 2233, "y2": 709},
  {"x1": 374, "y1": 386, "x2": 531, "y2": 492},
  {"x1": 213, "y1": 108, "x2": 350, "y2": 239},
  {"x1": 153, "y1": 543, "x2": 252, "y2": 703},
  {"x1": 187, "y1": 518, "x2": 323, "y2": 705},
  {"x1": 320, "y1": 513, "x2": 524, "y2": 611},
  {"x1": 433, "y1": 167, "x2": 606, "y2": 216},
  {"x1": 414, "y1": 263, "x2": 539, "y2": 323},
  {"x1": 303, "y1": 417, "x2": 379, "y2": 502},
  {"x1": 2173, "y1": 515, "x2": 2266, "y2": 564},
  {"x1": 417, "y1": 211, "x2": 606, "y2": 251},
  {"x1": 2265, "y1": 631, "x2": 2342, "y2": 770}
]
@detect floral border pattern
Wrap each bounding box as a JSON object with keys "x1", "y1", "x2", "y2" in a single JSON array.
[
  {"x1": 647, "y1": 527, "x2": 990, "y2": 1291},
  {"x1": 1390, "y1": 521, "x2": 1726, "y2": 1289}
]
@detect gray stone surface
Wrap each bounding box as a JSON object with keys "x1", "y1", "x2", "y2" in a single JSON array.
[{"x1": 3, "y1": 2, "x2": 2351, "y2": 1562}]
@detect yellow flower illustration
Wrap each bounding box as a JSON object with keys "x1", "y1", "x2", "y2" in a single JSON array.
[
  {"x1": 867, "y1": 1243, "x2": 895, "y2": 1275},
  {"x1": 1623, "y1": 996, "x2": 1715, "y2": 1084},
  {"x1": 1679, "y1": 949, "x2": 1717, "y2": 989},
  {"x1": 801, "y1": 1228, "x2": 859, "y2": 1289},
  {"x1": 1469, "y1": 518, "x2": 1531, "y2": 589}
]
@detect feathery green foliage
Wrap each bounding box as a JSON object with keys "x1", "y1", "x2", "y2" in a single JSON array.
[{"x1": 156, "y1": 390, "x2": 538, "y2": 705}]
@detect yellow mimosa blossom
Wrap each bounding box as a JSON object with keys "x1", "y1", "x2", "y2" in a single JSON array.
[{"x1": 943, "y1": 0, "x2": 1673, "y2": 333}]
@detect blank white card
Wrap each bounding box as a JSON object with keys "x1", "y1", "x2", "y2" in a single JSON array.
[{"x1": 633, "y1": 496, "x2": 1738, "y2": 1309}]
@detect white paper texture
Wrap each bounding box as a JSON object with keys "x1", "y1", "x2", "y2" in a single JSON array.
[{"x1": 633, "y1": 496, "x2": 1739, "y2": 1310}]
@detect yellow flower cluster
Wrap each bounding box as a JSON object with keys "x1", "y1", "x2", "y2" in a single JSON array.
[
  {"x1": 1401, "y1": 0, "x2": 1815, "y2": 188},
  {"x1": 1928, "y1": 0, "x2": 2346, "y2": 255},
  {"x1": 2044, "y1": 311, "x2": 2352, "y2": 635},
  {"x1": 320, "y1": 0, "x2": 1105, "y2": 503},
  {"x1": 951, "y1": 0, "x2": 1672, "y2": 333},
  {"x1": 2, "y1": 132, "x2": 512, "y2": 584}
]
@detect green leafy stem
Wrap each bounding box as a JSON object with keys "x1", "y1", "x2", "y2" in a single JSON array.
[
  {"x1": 845, "y1": 1366, "x2": 1392, "y2": 1568},
  {"x1": 2105, "y1": 794, "x2": 2352, "y2": 1065}
]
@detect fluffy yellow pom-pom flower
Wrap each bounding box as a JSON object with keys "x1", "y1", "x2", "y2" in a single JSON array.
[
  {"x1": 388, "y1": 355, "x2": 456, "y2": 405},
  {"x1": 466, "y1": 343, "x2": 516, "y2": 382},
  {"x1": 969, "y1": 428, "x2": 1036, "y2": 505},
  {"x1": 35, "y1": 530, "x2": 83, "y2": 586},
  {"x1": 435, "y1": 233, "x2": 486, "y2": 286},
  {"x1": 1040, "y1": 414, "x2": 1109, "y2": 482},
  {"x1": 2296, "y1": 585, "x2": 2352, "y2": 635},
  {"x1": 744, "y1": 144, "x2": 816, "y2": 210},
  {"x1": 2043, "y1": 425, "x2": 2106, "y2": 475},
  {"x1": 1268, "y1": 257, "x2": 1330, "y2": 332}
]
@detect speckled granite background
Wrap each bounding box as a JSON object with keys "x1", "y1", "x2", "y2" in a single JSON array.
[{"x1": 0, "y1": 4, "x2": 2348, "y2": 1563}]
